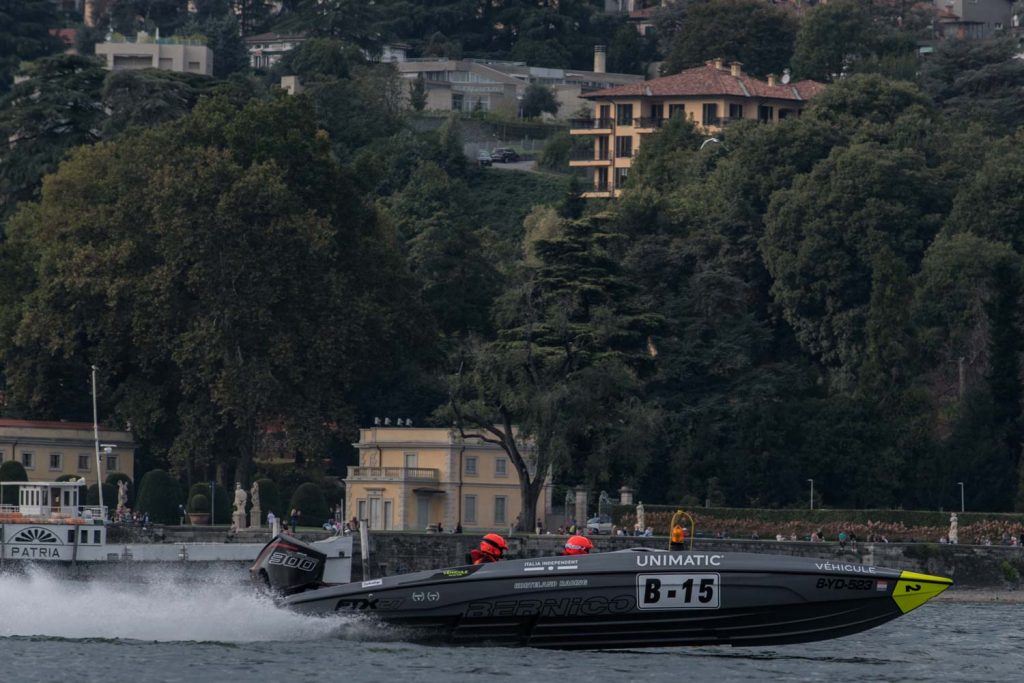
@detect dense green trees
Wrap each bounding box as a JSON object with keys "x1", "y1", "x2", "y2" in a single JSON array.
[
  {"x1": 662, "y1": 0, "x2": 797, "y2": 77},
  {"x1": 520, "y1": 83, "x2": 560, "y2": 119},
  {"x1": 0, "y1": 0, "x2": 64, "y2": 93},
  {"x1": 0, "y1": 95, "x2": 428, "y2": 489},
  {"x1": 3, "y1": 3, "x2": 1024, "y2": 515}
]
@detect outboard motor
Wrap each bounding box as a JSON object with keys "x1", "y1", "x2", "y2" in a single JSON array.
[{"x1": 251, "y1": 534, "x2": 328, "y2": 595}]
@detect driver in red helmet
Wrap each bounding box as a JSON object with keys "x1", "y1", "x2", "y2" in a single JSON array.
[
  {"x1": 470, "y1": 533, "x2": 509, "y2": 564},
  {"x1": 562, "y1": 534, "x2": 593, "y2": 556}
]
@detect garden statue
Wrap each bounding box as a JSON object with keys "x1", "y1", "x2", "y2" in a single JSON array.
[
  {"x1": 117, "y1": 480, "x2": 128, "y2": 514},
  {"x1": 232, "y1": 483, "x2": 247, "y2": 531},
  {"x1": 249, "y1": 482, "x2": 261, "y2": 529},
  {"x1": 636, "y1": 502, "x2": 645, "y2": 531},
  {"x1": 948, "y1": 513, "x2": 958, "y2": 544}
]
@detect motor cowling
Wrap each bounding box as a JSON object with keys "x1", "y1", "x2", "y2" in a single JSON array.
[{"x1": 250, "y1": 533, "x2": 328, "y2": 595}]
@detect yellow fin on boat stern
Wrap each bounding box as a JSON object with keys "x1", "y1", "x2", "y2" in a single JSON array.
[{"x1": 892, "y1": 570, "x2": 953, "y2": 614}]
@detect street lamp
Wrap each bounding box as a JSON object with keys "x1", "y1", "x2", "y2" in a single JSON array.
[
  {"x1": 808, "y1": 479, "x2": 814, "y2": 511},
  {"x1": 957, "y1": 482, "x2": 964, "y2": 513}
]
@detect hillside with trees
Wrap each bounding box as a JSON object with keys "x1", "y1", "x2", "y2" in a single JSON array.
[{"x1": 2, "y1": 1, "x2": 1023, "y2": 520}]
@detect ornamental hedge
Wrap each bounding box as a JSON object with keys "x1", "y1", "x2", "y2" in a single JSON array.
[
  {"x1": 0, "y1": 461, "x2": 28, "y2": 505},
  {"x1": 187, "y1": 482, "x2": 231, "y2": 523},
  {"x1": 255, "y1": 478, "x2": 280, "y2": 524},
  {"x1": 188, "y1": 493, "x2": 209, "y2": 513},
  {"x1": 289, "y1": 482, "x2": 328, "y2": 528},
  {"x1": 86, "y1": 483, "x2": 116, "y2": 510},
  {"x1": 134, "y1": 469, "x2": 182, "y2": 524}
]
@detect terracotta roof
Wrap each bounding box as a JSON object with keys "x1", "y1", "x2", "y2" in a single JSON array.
[{"x1": 585, "y1": 63, "x2": 826, "y2": 102}]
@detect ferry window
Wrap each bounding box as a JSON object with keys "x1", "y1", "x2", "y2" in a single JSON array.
[
  {"x1": 494, "y1": 496, "x2": 507, "y2": 524},
  {"x1": 81, "y1": 529, "x2": 88, "y2": 544},
  {"x1": 94, "y1": 530, "x2": 101, "y2": 544},
  {"x1": 495, "y1": 458, "x2": 507, "y2": 477},
  {"x1": 464, "y1": 495, "x2": 477, "y2": 524},
  {"x1": 68, "y1": 531, "x2": 75, "y2": 543},
  {"x1": 465, "y1": 456, "x2": 478, "y2": 476},
  {"x1": 106, "y1": 455, "x2": 118, "y2": 472},
  {"x1": 50, "y1": 453, "x2": 62, "y2": 470},
  {"x1": 78, "y1": 455, "x2": 90, "y2": 471},
  {"x1": 21, "y1": 452, "x2": 33, "y2": 469}
]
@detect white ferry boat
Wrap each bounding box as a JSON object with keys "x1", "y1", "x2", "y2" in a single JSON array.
[
  {"x1": 0, "y1": 480, "x2": 108, "y2": 562},
  {"x1": 0, "y1": 479, "x2": 354, "y2": 574}
]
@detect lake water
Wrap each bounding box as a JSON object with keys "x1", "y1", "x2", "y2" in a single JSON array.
[{"x1": 0, "y1": 568, "x2": 1020, "y2": 683}]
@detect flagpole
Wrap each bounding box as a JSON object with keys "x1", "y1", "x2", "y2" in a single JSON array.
[{"x1": 91, "y1": 365, "x2": 104, "y2": 515}]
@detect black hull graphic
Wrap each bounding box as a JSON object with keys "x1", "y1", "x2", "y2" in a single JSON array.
[{"x1": 254, "y1": 537, "x2": 950, "y2": 649}]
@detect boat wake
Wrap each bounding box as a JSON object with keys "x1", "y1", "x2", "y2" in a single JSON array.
[{"x1": 0, "y1": 566, "x2": 362, "y2": 643}]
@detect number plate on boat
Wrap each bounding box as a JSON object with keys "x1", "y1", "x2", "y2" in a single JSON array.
[{"x1": 637, "y1": 573, "x2": 721, "y2": 610}]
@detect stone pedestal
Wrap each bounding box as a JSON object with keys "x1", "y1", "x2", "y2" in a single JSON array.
[
  {"x1": 619, "y1": 486, "x2": 634, "y2": 506},
  {"x1": 249, "y1": 504, "x2": 261, "y2": 530},
  {"x1": 574, "y1": 485, "x2": 588, "y2": 527},
  {"x1": 232, "y1": 509, "x2": 244, "y2": 531}
]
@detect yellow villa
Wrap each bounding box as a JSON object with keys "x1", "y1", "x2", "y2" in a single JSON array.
[
  {"x1": 345, "y1": 425, "x2": 553, "y2": 533},
  {"x1": 569, "y1": 58, "x2": 826, "y2": 198},
  {"x1": 0, "y1": 419, "x2": 136, "y2": 484}
]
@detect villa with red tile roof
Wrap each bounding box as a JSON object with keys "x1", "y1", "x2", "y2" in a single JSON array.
[{"x1": 569, "y1": 58, "x2": 826, "y2": 198}]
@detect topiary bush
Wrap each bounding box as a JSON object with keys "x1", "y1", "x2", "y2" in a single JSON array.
[
  {"x1": 187, "y1": 482, "x2": 232, "y2": 524},
  {"x1": 87, "y1": 483, "x2": 116, "y2": 510},
  {"x1": 188, "y1": 493, "x2": 210, "y2": 513},
  {"x1": 134, "y1": 469, "x2": 182, "y2": 524},
  {"x1": 0, "y1": 460, "x2": 28, "y2": 505},
  {"x1": 255, "y1": 478, "x2": 280, "y2": 523},
  {"x1": 290, "y1": 482, "x2": 328, "y2": 528},
  {"x1": 56, "y1": 473, "x2": 80, "y2": 482}
]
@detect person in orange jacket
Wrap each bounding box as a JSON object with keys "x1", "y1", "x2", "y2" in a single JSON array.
[
  {"x1": 470, "y1": 533, "x2": 508, "y2": 564},
  {"x1": 562, "y1": 534, "x2": 593, "y2": 555}
]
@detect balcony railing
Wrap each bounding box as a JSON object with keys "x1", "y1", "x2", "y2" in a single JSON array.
[
  {"x1": 570, "y1": 148, "x2": 611, "y2": 161},
  {"x1": 636, "y1": 117, "x2": 666, "y2": 129},
  {"x1": 347, "y1": 466, "x2": 440, "y2": 482},
  {"x1": 702, "y1": 117, "x2": 740, "y2": 127},
  {"x1": 569, "y1": 117, "x2": 613, "y2": 129}
]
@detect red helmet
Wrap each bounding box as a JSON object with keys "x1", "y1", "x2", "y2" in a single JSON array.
[
  {"x1": 479, "y1": 533, "x2": 508, "y2": 559},
  {"x1": 563, "y1": 535, "x2": 593, "y2": 555}
]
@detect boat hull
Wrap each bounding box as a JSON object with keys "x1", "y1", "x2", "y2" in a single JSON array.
[{"x1": 272, "y1": 546, "x2": 951, "y2": 649}]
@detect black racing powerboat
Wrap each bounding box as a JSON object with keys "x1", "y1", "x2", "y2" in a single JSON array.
[{"x1": 251, "y1": 534, "x2": 951, "y2": 649}]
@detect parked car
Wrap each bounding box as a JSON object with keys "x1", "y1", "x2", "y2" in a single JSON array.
[
  {"x1": 490, "y1": 147, "x2": 520, "y2": 163},
  {"x1": 587, "y1": 514, "x2": 613, "y2": 535},
  {"x1": 477, "y1": 150, "x2": 493, "y2": 167}
]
